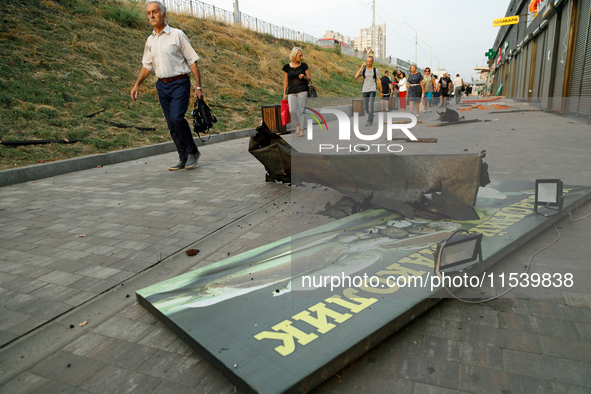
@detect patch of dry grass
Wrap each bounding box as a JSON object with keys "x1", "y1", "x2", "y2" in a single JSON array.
[{"x1": 0, "y1": 0, "x2": 391, "y2": 170}]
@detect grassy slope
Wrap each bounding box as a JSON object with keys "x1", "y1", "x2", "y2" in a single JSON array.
[{"x1": 0, "y1": 0, "x2": 390, "y2": 170}]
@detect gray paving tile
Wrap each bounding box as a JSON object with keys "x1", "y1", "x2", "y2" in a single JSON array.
[
  {"x1": 150, "y1": 381, "x2": 207, "y2": 394},
  {"x1": 0, "y1": 329, "x2": 18, "y2": 347},
  {"x1": 425, "y1": 300, "x2": 500, "y2": 328},
  {"x1": 381, "y1": 353, "x2": 458, "y2": 389},
  {"x1": 92, "y1": 316, "x2": 156, "y2": 343},
  {"x1": 460, "y1": 323, "x2": 543, "y2": 354},
  {"x1": 404, "y1": 313, "x2": 462, "y2": 341},
  {"x1": 86, "y1": 337, "x2": 158, "y2": 370},
  {"x1": 107, "y1": 259, "x2": 156, "y2": 273},
  {"x1": 29, "y1": 283, "x2": 80, "y2": 303},
  {"x1": 1, "y1": 372, "x2": 87, "y2": 394},
  {"x1": 551, "y1": 381, "x2": 591, "y2": 394},
  {"x1": 0, "y1": 290, "x2": 39, "y2": 310},
  {"x1": 78, "y1": 364, "x2": 162, "y2": 394},
  {"x1": 412, "y1": 382, "x2": 473, "y2": 394},
  {"x1": 528, "y1": 300, "x2": 591, "y2": 324},
  {"x1": 499, "y1": 311, "x2": 582, "y2": 340},
  {"x1": 0, "y1": 307, "x2": 31, "y2": 330},
  {"x1": 4, "y1": 315, "x2": 47, "y2": 336},
  {"x1": 457, "y1": 364, "x2": 553, "y2": 394},
  {"x1": 137, "y1": 324, "x2": 189, "y2": 354},
  {"x1": 62, "y1": 290, "x2": 97, "y2": 307},
  {"x1": 62, "y1": 333, "x2": 109, "y2": 357},
  {"x1": 74, "y1": 266, "x2": 121, "y2": 280},
  {"x1": 502, "y1": 349, "x2": 591, "y2": 387},
  {"x1": 37, "y1": 271, "x2": 84, "y2": 286},
  {"x1": 136, "y1": 349, "x2": 202, "y2": 387},
  {"x1": 30, "y1": 351, "x2": 106, "y2": 387},
  {"x1": 539, "y1": 335, "x2": 591, "y2": 363},
  {"x1": 321, "y1": 368, "x2": 414, "y2": 393},
  {"x1": 193, "y1": 363, "x2": 236, "y2": 394},
  {"x1": 17, "y1": 298, "x2": 71, "y2": 321},
  {"x1": 420, "y1": 335, "x2": 504, "y2": 370},
  {"x1": 1, "y1": 277, "x2": 46, "y2": 293}
]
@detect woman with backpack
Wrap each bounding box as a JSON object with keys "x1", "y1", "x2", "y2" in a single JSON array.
[
  {"x1": 355, "y1": 56, "x2": 382, "y2": 126},
  {"x1": 422, "y1": 68, "x2": 436, "y2": 113},
  {"x1": 283, "y1": 47, "x2": 312, "y2": 137}
]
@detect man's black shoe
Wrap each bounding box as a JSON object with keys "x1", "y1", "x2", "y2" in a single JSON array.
[
  {"x1": 168, "y1": 160, "x2": 186, "y2": 171},
  {"x1": 185, "y1": 151, "x2": 201, "y2": 169}
]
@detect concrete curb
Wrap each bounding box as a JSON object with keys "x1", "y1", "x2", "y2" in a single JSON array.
[{"x1": 0, "y1": 128, "x2": 256, "y2": 188}]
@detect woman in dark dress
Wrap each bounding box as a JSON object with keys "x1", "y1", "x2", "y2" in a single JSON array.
[{"x1": 407, "y1": 65, "x2": 424, "y2": 117}]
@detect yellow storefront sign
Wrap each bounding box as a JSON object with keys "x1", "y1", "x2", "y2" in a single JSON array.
[{"x1": 493, "y1": 16, "x2": 519, "y2": 27}]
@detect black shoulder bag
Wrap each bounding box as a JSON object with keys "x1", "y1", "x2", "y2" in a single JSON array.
[{"x1": 191, "y1": 98, "x2": 217, "y2": 142}]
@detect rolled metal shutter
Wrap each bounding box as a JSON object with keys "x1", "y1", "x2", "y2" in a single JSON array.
[
  {"x1": 541, "y1": 16, "x2": 557, "y2": 109},
  {"x1": 552, "y1": 0, "x2": 573, "y2": 112},
  {"x1": 518, "y1": 51, "x2": 526, "y2": 99},
  {"x1": 568, "y1": 0, "x2": 590, "y2": 115},
  {"x1": 531, "y1": 31, "x2": 545, "y2": 102},
  {"x1": 578, "y1": 0, "x2": 591, "y2": 117},
  {"x1": 513, "y1": 51, "x2": 523, "y2": 100},
  {"x1": 506, "y1": 60, "x2": 513, "y2": 98},
  {"x1": 524, "y1": 42, "x2": 532, "y2": 100}
]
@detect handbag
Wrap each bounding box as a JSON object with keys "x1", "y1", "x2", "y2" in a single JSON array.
[
  {"x1": 280, "y1": 99, "x2": 291, "y2": 125},
  {"x1": 191, "y1": 98, "x2": 217, "y2": 142},
  {"x1": 308, "y1": 84, "x2": 318, "y2": 98}
]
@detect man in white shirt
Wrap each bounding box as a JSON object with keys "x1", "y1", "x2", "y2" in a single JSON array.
[
  {"x1": 453, "y1": 74, "x2": 464, "y2": 104},
  {"x1": 131, "y1": 1, "x2": 203, "y2": 170}
]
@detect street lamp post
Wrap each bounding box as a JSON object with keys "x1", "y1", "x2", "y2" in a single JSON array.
[
  {"x1": 401, "y1": 21, "x2": 417, "y2": 65},
  {"x1": 432, "y1": 54, "x2": 440, "y2": 72},
  {"x1": 421, "y1": 40, "x2": 432, "y2": 71}
]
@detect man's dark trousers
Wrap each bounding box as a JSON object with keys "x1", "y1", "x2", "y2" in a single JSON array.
[{"x1": 156, "y1": 78, "x2": 198, "y2": 162}]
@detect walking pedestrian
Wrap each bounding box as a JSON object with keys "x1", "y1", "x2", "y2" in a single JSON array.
[
  {"x1": 465, "y1": 84, "x2": 472, "y2": 97},
  {"x1": 131, "y1": 1, "x2": 203, "y2": 171},
  {"x1": 432, "y1": 74, "x2": 440, "y2": 107},
  {"x1": 437, "y1": 72, "x2": 452, "y2": 107},
  {"x1": 283, "y1": 47, "x2": 311, "y2": 137},
  {"x1": 397, "y1": 71, "x2": 407, "y2": 110},
  {"x1": 453, "y1": 74, "x2": 464, "y2": 104},
  {"x1": 355, "y1": 56, "x2": 382, "y2": 126},
  {"x1": 393, "y1": 70, "x2": 402, "y2": 110},
  {"x1": 380, "y1": 70, "x2": 392, "y2": 111},
  {"x1": 422, "y1": 68, "x2": 436, "y2": 113},
  {"x1": 407, "y1": 65, "x2": 423, "y2": 117}
]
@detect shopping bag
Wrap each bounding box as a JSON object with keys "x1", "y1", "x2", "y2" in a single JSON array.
[
  {"x1": 308, "y1": 84, "x2": 318, "y2": 98},
  {"x1": 419, "y1": 97, "x2": 426, "y2": 112},
  {"x1": 280, "y1": 99, "x2": 291, "y2": 126}
]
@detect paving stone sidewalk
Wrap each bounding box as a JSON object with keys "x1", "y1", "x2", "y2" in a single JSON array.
[{"x1": 1, "y1": 101, "x2": 590, "y2": 393}]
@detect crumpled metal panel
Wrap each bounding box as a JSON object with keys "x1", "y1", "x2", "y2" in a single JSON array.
[
  {"x1": 249, "y1": 123, "x2": 490, "y2": 219},
  {"x1": 248, "y1": 123, "x2": 293, "y2": 183},
  {"x1": 292, "y1": 152, "x2": 486, "y2": 208}
]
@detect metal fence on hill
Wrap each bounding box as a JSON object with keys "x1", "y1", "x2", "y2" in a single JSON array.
[
  {"x1": 136, "y1": 0, "x2": 319, "y2": 44},
  {"x1": 131, "y1": 0, "x2": 391, "y2": 65}
]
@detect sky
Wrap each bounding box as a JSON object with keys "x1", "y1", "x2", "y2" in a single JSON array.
[{"x1": 211, "y1": 0, "x2": 511, "y2": 81}]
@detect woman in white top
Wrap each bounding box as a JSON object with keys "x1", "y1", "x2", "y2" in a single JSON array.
[{"x1": 397, "y1": 71, "x2": 407, "y2": 110}]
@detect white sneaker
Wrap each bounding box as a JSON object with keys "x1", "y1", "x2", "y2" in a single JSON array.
[{"x1": 429, "y1": 108, "x2": 432, "y2": 112}]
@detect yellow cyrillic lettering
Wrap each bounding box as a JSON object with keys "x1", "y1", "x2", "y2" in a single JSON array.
[
  {"x1": 254, "y1": 320, "x2": 318, "y2": 356},
  {"x1": 293, "y1": 303, "x2": 352, "y2": 334}
]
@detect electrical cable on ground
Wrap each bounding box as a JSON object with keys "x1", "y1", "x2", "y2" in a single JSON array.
[{"x1": 435, "y1": 205, "x2": 591, "y2": 304}]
